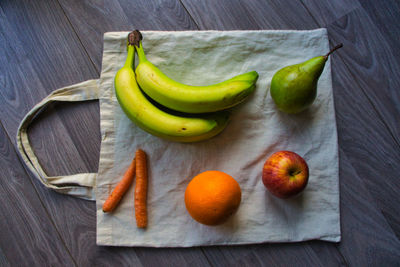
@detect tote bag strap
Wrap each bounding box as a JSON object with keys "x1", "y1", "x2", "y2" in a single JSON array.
[{"x1": 16, "y1": 79, "x2": 100, "y2": 200}]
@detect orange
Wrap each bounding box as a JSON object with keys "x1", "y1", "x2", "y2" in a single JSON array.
[{"x1": 184, "y1": 170, "x2": 241, "y2": 226}]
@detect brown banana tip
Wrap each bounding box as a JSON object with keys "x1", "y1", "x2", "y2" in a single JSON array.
[{"x1": 128, "y1": 30, "x2": 142, "y2": 47}]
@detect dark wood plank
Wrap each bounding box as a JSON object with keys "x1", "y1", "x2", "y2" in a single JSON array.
[
  {"x1": 1, "y1": 0, "x2": 399, "y2": 266},
  {"x1": 0, "y1": 1, "x2": 137, "y2": 266},
  {"x1": 133, "y1": 248, "x2": 211, "y2": 267},
  {"x1": 2, "y1": 0, "x2": 210, "y2": 265},
  {"x1": 181, "y1": 0, "x2": 400, "y2": 265},
  {"x1": 0, "y1": 122, "x2": 76, "y2": 266},
  {"x1": 288, "y1": 0, "x2": 400, "y2": 261},
  {"x1": 253, "y1": 242, "x2": 346, "y2": 267},
  {"x1": 329, "y1": 52, "x2": 400, "y2": 261},
  {"x1": 0, "y1": 0, "x2": 100, "y2": 168},
  {"x1": 0, "y1": 1, "x2": 98, "y2": 188},
  {"x1": 301, "y1": 0, "x2": 400, "y2": 156},
  {"x1": 179, "y1": 1, "x2": 348, "y2": 266},
  {"x1": 0, "y1": 0, "x2": 99, "y2": 177},
  {"x1": 26, "y1": 107, "x2": 144, "y2": 265},
  {"x1": 300, "y1": 0, "x2": 361, "y2": 25},
  {"x1": 2, "y1": 0, "x2": 101, "y2": 180},
  {"x1": 201, "y1": 241, "x2": 346, "y2": 267},
  {"x1": 198, "y1": 246, "x2": 263, "y2": 267},
  {"x1": 54, "y1": 1, "x2": 215, "y2": 266},
  {"x1": 336, "y1": 148, "x2": 400, "y2": 265},
  {"x1": 56, "y1": 0, "x2": 198, "y2": 72},
  {"x1": 360, "y1": 0, "x2": 400, "y2": 60},
  {"x1": 117, "y1": 0, "x2": 198, "y2": 30},
  {"x1": 180, "y1": 0, "x2": 313, "y2": 30},
  {"x1": 198, "y1": 240, "x2": 348, "y2": 267},
  {"x1": 0, "y1": 1, "x2": 98, "y2": 184},
  {"x1": 323, "y1": 7, "x2": 400, "y2": 238},
  {"x1": 0, "y1": 247, "x2": 10, "y2": 267},
  {"x1": 56, "y1": 0, "x2": 132, "y2": 71}
]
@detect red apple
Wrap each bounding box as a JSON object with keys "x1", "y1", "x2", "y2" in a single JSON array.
[{"x1": 262, "y1": 151, "x2": 309, "y2": 198}]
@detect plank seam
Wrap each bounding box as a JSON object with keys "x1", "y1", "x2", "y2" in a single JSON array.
[
  {"x1": 199, "y1": 249, "x2": 215, "y2": 267},
  {"x1": 55, "y1": 0, "x2": 100, "y2": 75},
  {"x1": 0, "y1": 244, "x2": 10, "y2": 267},
  {"x1": 336, "y1": 52, "x2": 400, "y2": 150},
  {"x1": 306, "y1": 3, "x2": 400, "y2": 239},
  {"x1": 299, "y1": 0, "x2": 400, "y2": 255},
  {"x1": 0, "y1": 119, "x2": 78, "y2": 267},
  {"x1": 292, "y1": 2, "x2": 351, "y2": 265},
  {"x1": 298, "y1": 1, "x2": 400, "y2": 149},
  {"x1": 178, "y1": 0, "x2": 200, "y2": 30}
]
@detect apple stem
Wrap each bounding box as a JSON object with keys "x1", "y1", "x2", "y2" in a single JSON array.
[{"x1": 324, "y1": 43, "x2": 343, "y2": 59}]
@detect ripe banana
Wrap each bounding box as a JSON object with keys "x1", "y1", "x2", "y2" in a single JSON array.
[
  {"x1": 133, "y1": 30, "x2": 259, "y2": 114},
  {"x1": 114, "y1": 32, "x2": 230, "y2": 143}
]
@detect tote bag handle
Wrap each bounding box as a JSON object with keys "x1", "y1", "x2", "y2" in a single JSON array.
[{"x1": 16, "y1": 79, "x2": 100, "y2": 200}]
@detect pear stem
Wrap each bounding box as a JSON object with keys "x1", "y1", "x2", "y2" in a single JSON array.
[{"x1": 324, "y1": 43, "x2": 343, "y2": 59}]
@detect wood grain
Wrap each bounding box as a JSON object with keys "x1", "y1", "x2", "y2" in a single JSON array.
[
  {"x1": 0, "y1": 246, "x2": 10, "y2": 267},
  {"x1": 180, "y1": 0, "x2": 314, "y2": 30},
  {"x1": 182, "y1": 0, "x2": 400, "y2": 265},
  {"x1": 1, "y1": 0, "x2": 400, "y2": 265},
  {"x1": 117, "y1": 0, "x2": 198, "y2": 30},
  {"x1": 57, "y1": 0, "x2": 132, "y2": 71},
  {"x1": 0, "y1": 122, "x2": 76, "y2": 266},
  {"x1": 337, "y1": 148, "x2": 400, "y2": 265},
  {"x1": 1, "y1": 0, "x2": 211, "y2": 265},
  {"x1": 0, "y1": 3, "x2": 100, "y2": 181},
  {"x1": 0, "y1": 0, "x2": 101, "y2": 167},
  {"x1": 134, "y1": 248, "x2": 211, "y2": 267},
  {"x1": 325, "y1": 8, "x2": 400, "y2": 239},
  {"x1": 360, "y1": 0, "x2": 400, "y2": 60},
  {"x1": 300, "y1": 0, "x2": 400, "y2": 259},
  {"x1": 300, "y1": 0, "x2": 361, "y2": 25},
  {"x1": 201, "y1": 242, "x2": 346, "y2": 267},
  {"x1": 318, "y1": 30, "x2": 400, "y2": 263},
  {"x1": 53, "y1": 1, "x2": 215, "y2": 266},
  {"x1": 302, "y1": 0, "x2": 400, "y2": 151},
  {"x1": 56, "y1": 0, "x2": 199, "y2": 71},
  {"x1": 179, "y1": 0, "x2": 347, "y2": 266},
  {"x1": 0, "y1": 1, "x2": 117, "y2": 266}
]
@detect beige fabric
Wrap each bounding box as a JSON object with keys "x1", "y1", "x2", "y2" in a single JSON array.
[
  {"x1": 17, "y1": 79, "x2": 100, "y2": 200},
  {"x1": 17, "y1": 29, "x2": 340, "y2": 247},
  {"x1": 96, "y1": 30, "x2": 340, "y2": 246}
]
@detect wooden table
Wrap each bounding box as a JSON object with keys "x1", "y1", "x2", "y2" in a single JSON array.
[{"x1": 1, "y1": 0, "x2": 400, "y2": 266}]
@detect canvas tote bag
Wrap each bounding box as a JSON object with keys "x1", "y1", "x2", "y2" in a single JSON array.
[
  {"x1": 16, "y1": 30, "x2": 340, "y2": 247},
  {"x1": 17, "y1": 79, "x2": 100, "y2": 200}
]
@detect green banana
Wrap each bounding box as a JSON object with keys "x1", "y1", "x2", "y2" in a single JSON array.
[
  {"x1": 114, "y1": 32, "x2": 230, "y2": 143},
  {"x1": 133, "y1": 30, "x2": 259, "y2": 114}
]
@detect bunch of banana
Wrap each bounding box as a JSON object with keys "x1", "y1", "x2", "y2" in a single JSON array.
[
  {"x1": 134, "y1": 32, "x2": 258, "y2": 113},
  {"x1": 114, "y1": 30, "x2": 258, "y2": 142}
]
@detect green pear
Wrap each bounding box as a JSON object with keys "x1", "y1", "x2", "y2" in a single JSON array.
[{"x1": 270, "y1": 44, "x2": 343, "y2": 114}]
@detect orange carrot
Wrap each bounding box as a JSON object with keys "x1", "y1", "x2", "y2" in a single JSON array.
[
  {"x1": 135, "y1": 149, "x2": 148, "y2": 228},
  {"x1": 102, "y1": 157, "x2": 136, "y2": 213}
]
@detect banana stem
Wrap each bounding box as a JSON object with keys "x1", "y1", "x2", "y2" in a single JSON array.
[
  {"x1": 124, "y1": 45, "x2": 135, "y2": 68},
  {"x1": 129, "y1": 29, "x2": 147, "y2": 63},
  {"x1": 135, "y1": 42, "x2": 147, "y2": 63}
]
